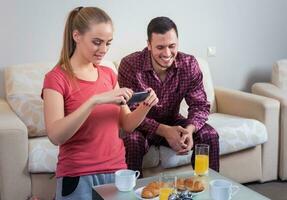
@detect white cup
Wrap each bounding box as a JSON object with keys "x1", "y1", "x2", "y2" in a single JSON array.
[
  {"x1": 209, "y1": 179, "x2": 239, "y2": 200},
  {"x1": 115, "y1": 169, "x2": 140, "y2": 192}
]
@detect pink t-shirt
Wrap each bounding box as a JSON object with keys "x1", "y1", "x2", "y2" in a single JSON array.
[{"x1": 43, "y1": 65, "x2": 127, "y2": 177}]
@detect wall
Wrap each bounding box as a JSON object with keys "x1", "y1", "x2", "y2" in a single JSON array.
[{"x1": 0, "y1": 0, "x2": 286, "y2": 97}]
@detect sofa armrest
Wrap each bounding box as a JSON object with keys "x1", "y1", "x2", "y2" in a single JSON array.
[
  {"x1": 252, "y1": 83, "x2": 287, "y2": 180},
  {"x1": 252, "y1": 83, "x2": 287, "y2": 105},
  {"x1": 0, "y1": 98, "x2": 31, "y2": 200},
  {"x1": 215, "y1": 87, "x2": 279, "y2": 121},
  {"x1": 214, "y1": 87, "x2": 280, "y2": 182}
]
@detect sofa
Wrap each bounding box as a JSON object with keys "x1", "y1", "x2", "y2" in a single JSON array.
[
  {"x1": 0, "y1": 58, "x2": 280, "y2": 200},
  {"x1": 252, "y1": 59, "x2": 287, "y2": 180}
]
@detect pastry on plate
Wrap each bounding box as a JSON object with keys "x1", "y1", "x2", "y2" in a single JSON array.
[
  {"x1": 184, "y1": 177, "x2": 204, "y2": 192},
  {"x1": 176, "y1": 178, "x2": 186, "y2": 191},
  {"x1": 141, "y1": 181, "x2": 160, "y2": 198}
]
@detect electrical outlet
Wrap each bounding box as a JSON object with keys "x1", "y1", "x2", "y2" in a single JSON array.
[{"x1": 207, "y1": 46, "x2": 216, "y2": 57}]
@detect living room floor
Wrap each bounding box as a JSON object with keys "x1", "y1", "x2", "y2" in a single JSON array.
[{"x1": 245, "y1": 180, "x2": 287, "y2": 200}]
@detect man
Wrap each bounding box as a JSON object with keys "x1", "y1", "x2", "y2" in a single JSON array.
[{"x1": 118, "y1": 16, "x2": 219, "y2": 174}]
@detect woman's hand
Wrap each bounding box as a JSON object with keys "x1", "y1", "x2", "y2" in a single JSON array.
[
  {"x1": 119, "y1": 88, "x2": 158, "y2": 132},
  {"x1": 141, "y1": 88, "x2": 159, "y2": 107},
  {"x1": 93, "y1": 87, "x2": 133, "y2": 105}
]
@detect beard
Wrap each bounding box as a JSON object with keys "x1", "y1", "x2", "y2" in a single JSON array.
[{"x1": 151, "y1": 53, "x2": 175, "y2": 69}]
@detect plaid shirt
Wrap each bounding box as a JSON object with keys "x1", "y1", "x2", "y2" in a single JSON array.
[{"x1": 118, "y1": 47, "x2": 210, "y2": 135}]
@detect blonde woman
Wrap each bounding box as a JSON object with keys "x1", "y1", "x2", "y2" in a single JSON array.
[{"x1": 42, "y1": 7, "x2": 158, "y2": 200}]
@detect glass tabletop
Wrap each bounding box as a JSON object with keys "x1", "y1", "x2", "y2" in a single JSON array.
[{"x1": 93, "y1": 169, "x2": 270, "y2": 200}]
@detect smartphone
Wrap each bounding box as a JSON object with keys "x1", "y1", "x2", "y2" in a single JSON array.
[{"x1": 127, "y1": 91, "x2": 150, "y2": 105}]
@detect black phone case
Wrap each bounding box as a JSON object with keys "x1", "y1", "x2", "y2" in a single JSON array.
[{"x1": 127, "y1": 91, "x2": 149, "y2": 105}]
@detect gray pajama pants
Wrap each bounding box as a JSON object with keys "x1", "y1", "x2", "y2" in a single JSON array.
[{"x1": 56, "y1": 173, "x2": 115, "y2": 200}]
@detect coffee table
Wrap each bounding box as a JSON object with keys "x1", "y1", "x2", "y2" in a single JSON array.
[{"x1": 93, "y1": 169, "x2": 270, "y2": 200}]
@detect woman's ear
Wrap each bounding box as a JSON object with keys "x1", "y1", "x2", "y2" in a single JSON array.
[{"x1": 72, "y1": 30, "x2": 81, "y2": 43}]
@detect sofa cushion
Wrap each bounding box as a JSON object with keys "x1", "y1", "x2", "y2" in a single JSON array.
[
  {"x1": 8, "y1": 93, "x2": 46, "y2": 137},
  {"x1": 207, "y1": 113, "x2": 268, "y2": 155},
  {"x1": 5, "y1": 62, "x2": 54, "y2": 137},
  {"x1": 28, "y1": 136, "x2": 58, "y2": 173},
  {"x1": 179, "y1": 57, "x2": 216, "y2": 118},
  {"x1": 196, "y1": 57, "x2": 216, "y2": 113},
  {"x1": 4, "y1": 61, "x2": 117, "y2": 137},
  {"x1": 271, "y1": 59, "x2": 287, "y2": 90}
]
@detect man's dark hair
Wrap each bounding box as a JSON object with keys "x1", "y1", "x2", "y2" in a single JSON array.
[{"x1": 147, "y1": 16, "x2": 178, "y2": 42}]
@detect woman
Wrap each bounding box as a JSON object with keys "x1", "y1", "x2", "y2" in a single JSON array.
[{"x1": 42, "y1": 6, "x2": 158, "y2": 200}]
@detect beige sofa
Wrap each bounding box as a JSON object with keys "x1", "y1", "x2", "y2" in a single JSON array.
[
  {"x1": 252, "y1": 59, "x2": 287, "y2": 180},
  {"x1": 0, "y1": 58, "x2": 280, "y2": 200}
]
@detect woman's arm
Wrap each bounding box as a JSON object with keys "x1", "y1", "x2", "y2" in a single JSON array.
[
  {"x1": 43, "y1": 87, "x2": 133, "y2": 145},
  {"x1": 43, "y1": 89, "x2": 94, "y2": 145}
]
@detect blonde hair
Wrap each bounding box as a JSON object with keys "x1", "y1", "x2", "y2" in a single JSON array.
[{"x1": 58, "y1": 6, "x2": 112, "y2": 79}]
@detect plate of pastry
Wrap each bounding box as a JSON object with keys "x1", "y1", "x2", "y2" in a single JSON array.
[
  {"x1": 134, "y1": 181, "x2": 160, "y2": 200},
  {"x1": 176, "y1": 177, "x2": 205, "y2": 196},
  {"x1": 134, "y1": 178, "x2": 205, "y2": 199},
  {"x1": 134, "y1": 187, "x2": 159, "y2": 200}
]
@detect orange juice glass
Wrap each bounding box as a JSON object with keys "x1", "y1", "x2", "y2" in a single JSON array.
[
  {"x1": 159, "y1": 173, "x2": 176, "y2": 200},
  {"x1": 159, "y1": 188, "x2": 174, "y2": 200},
  {"x1": 194, "y1": 144, "x2": 209, "y2": 176}
]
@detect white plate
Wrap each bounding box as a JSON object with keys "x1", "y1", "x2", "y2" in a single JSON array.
[
  {"x1": 191, "y1": 190, "x2": 205, "y2": 196},
  {"x1": 176, "y1": 188, "x2": 205, "y2": 197},
  {"x1": 134, "y1": 187, "x2": 159, "y2": 200},
  {"x1": 134, "y1": 187, "x2": 205, "y2": 199}
]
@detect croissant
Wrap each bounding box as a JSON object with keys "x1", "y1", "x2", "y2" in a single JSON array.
[
  {"x1": 141, "y1": 181, "x2": 160, "y2": 198},
  {"x1": 141, "y1": 189, "x2": 155, "y2": 199},
  {"x1": 184, "y1": 178, "x2": 204, "y2": 192},
  {"x1": 176, "y1": 178, "x2": 186, "y2": 191}
]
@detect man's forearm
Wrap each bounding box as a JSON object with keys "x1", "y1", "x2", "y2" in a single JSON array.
[{"x1": 156, "y1": 123, "x2": 170, "y2": 137}]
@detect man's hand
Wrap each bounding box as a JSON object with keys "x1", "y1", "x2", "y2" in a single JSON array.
[
  {"x1": 177, "y1": 124, "x2": 196, "y2": 155},
  {"x1": 157, "y1": 124, "x2": 188, "y2": 152}
]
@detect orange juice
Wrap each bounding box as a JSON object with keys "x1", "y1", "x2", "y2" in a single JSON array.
[
  {"x1": 195, "y1": 154, "x2": 209, "y2": 175},
  {"x1": 159, "y1": 188, "x2": 173, "y2": 200}
]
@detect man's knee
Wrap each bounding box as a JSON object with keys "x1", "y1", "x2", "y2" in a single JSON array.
[
  {"x1": 201, "y1": 124, "x2": 218, "y2": 138},
  {"x1": 194, "y1": 124, "x2": 219, "y2": 146}
]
